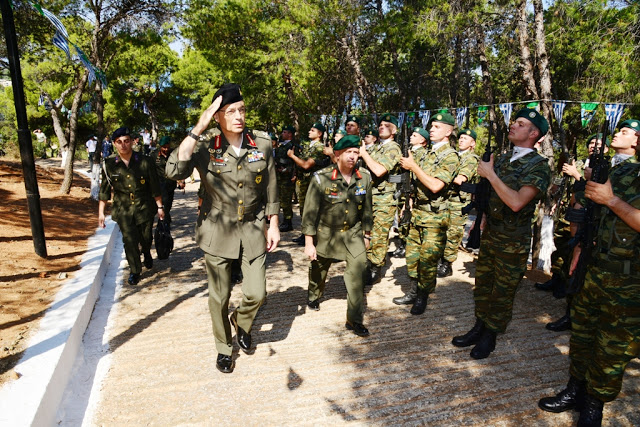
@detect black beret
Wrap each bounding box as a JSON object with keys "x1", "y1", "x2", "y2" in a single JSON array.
[
  {"x1": 282, "y1": 125, "x2": 296, "y2": 133},
  {"x1": 111, "y1": 126, "x2": 131, "y2": 141},
  {"x1": 212, "y1": 83, "x2": 243, "y2": 108},
  {"x1": 311, "y1": 122, "x2": 326, "y2": 133},
  {"x1": 515, "y1": 108, "x2": 549, "y2": 136},
  {"x1": 333, "y1": 135, "x2": 361, "y2": 151}
]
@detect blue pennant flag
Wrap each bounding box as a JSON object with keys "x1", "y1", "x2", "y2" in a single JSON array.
[
  {"x1": 398, "y1": 112, "x2": 405, "y2": 128},
  {"x1": 40, "y1": 6, "x2": 69, "y2": 38},
  {"x1": 143, "y1": 101, "x2": 150, "y2": 115},
  {"x1": 456, "y1": 107, "x2": 467, "y2": 129},
  {"x1": 605, "y1": 103, "x2": 625, "y2": 134},
  {"x1": 52, "y1": 30, "x2": 71, "y2": 59},
  {"x1": 320, "y1": 114, "x2": 327, "y2": 126},
  {"x1": 38, "y1": 93, "x2": 45, "y2": 106},
  {"x1": 552, "y1": 100, "x2": 567, "y2": 125},
  {"x1": 499, "y1": 103, "x2": 513, "y2": 127},
  {"x1": 420, "y1": 110, "x2": 431, "y2": 129},
  {"x1": 75, "y1": 46, "x2": 96, "y2": 85}
]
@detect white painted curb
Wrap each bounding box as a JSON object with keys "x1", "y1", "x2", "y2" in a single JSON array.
[{"x1": 0, "y1": 218, "x2": 120, "y2": 426}]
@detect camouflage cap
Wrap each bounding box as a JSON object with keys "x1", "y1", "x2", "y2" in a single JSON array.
[
  {"x1": 378, "y1": 113, "x2": 398, "y2": 127},
  {"x1": 311, "y1": 122, "x2": 326, "y2": 133},
  {"x1": 333, "y1": 134, "x2": 360, "y2": 151},
  {"x1": 431, "y1": 112, "x2": 455, "y2": 126},
  {"x1": 413, "y1": 127, "x2": 430, "y2": 141},
  {"x1": 619, "y1": 119, "x2": 640, "y2": 133},
  {"x1": 515, "y1": 108, "x2": 549, "y2": 136},
  {"x1": 458, "y1": 128, "x2": 477, "y2": 140},
  {"x1": 346, "y1": 115, "x2": 361, "y2": 126}
]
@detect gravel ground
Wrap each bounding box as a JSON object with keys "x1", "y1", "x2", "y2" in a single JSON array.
[{"x1": 59, "y1": 180, "x2": 640, "y2": 426}]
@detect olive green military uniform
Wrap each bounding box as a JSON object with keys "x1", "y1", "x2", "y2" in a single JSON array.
[
  {"x1": 165, "y1": 129, "x2": 279, "y2": 356},
  {"x1": 405, "y1": 142, "x2": 459, "y2": 293},
  {"x1": 99, "y1": 152, "x2": 161, "y2": 275},
  {"x1": 302, "y1": 165, "x2": 373, "y2": 324},
  {"x1": 275, "y1": 140, "x2": 296, "y2": 221},
  {"x1": 569, "y1": 157, "x2": 640, "y2": 402},
  {"x1": 295, "y1": 140, "x2": 329, "y2": 219},
  {"x1": 474, "y1": 151, "x2": 550, "y2": 333},
  {"x1": 443, "y1": 149, "x2": 479, "y2": 263},
  {"x1": 150, "y1": 149, "x2": 178, "y2": 224},
  {"x1": 366, "y1": 140, "x2": 402, "y2": 267}
]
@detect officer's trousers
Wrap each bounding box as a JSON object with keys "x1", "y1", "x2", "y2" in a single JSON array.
[
  {"x1": 118, "y1": 217, "x2": 153, "y2": 275},
  {"x1": 204, "y1": 250, "x2": 266, "y2": 356}
]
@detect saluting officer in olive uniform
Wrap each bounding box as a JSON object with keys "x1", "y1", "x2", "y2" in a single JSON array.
[
  {"x1": 438, "y1": 128, "x2": 479, "y2": 277},
  {"x1": 275, "y1": 125, "x2": 297, "y2": 232},
  {"x1": 99, "y1": 127, "x2": 164, "y2": 286},
  {"x1": 452, "y1": 108, "x2": 550, "y2": 359},
  {"x1": 166, "y1": 83, "x2": 280, "y2": 374},
  {"x1": 393, "y1": 115, "x2": 459, "y2": 314},
  {"x1": 150, "y1": 136, "x2": 184, "y2": 225},
  {"x1": 359, "y1": 114, "x2": 403, "y2": 284},
  {"x1": 287, "y1": 122, "x2": 330, "y2": 244},
  {"x1": 303, "y1": 135, "x2": 373, "y2": 337},
  {"x1": 539, "y1": 120, "x2": 640, "y2": 426}
]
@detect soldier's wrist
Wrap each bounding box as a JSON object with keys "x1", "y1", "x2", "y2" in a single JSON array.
[{"x1": 158, "y1": 206, "x2": 164, "y2": 210}]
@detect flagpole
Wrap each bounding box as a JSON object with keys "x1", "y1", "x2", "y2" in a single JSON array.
[{"x1": 1, "y1": 0, "x2": 48, "y2": 257}]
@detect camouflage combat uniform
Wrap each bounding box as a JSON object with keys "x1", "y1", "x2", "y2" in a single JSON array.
[
  {"x1": 275, "y1": 140, "x2": 296, "y2": 221},
  {"x1": 443, "y1": 149, "x2": 479, "y2": 263},
  {"x1": 366, "y1": 140, "x2": 402, "y2": 268},
  {"x1": 474, "y1": 150, "x2": 550, "y2": 333},
  {"x1": 569, "y1": 157, "x2": 640, "y2": 402},
  {"x1": 302, "y1": 165, "x2": 373, "y2": 324},
  {"x1": 405, "y1": 142, "x2": 459, "y2": 294},
  {"x1": 295, "y1": 140, "x2": 329, "y2": 219}
]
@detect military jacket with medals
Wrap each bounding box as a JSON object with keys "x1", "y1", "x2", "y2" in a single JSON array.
[
  {"x1": 301, "y1": 165, "x2": 373, "y2": 260},
  {"x1": 165, "y1": 128, "x2": 279, "y2": 260},
  {"x1": 295, "y1": 140, "x2": 330, "y2": 180},
  {"x1": 369, "y1": 139, "x2": 402, "y2": 203},
  {"x1": 274, "y1": 139, "x2": 296, "y2": 180},
  {"x1": 99, "y1": 152, "x2": 161, "y2": 225}
]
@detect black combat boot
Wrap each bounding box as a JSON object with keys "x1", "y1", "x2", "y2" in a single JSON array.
[
  {"x1": 392, "y1": 240, "x2": 406, "y2": 258},
  {"x1": 535, "y1": 273, "x2": 561, "y2": 292},
  {"x1": 577, "y1": 393, "x2": 604, "y2": 427},
  {"x1": 538, "y1": 376, "x2": 585, "y2": 413},
  {"x1": 143, "y1": 251, "x2": 153, "y2": 269},
  {"x1": 437, "y1": 260, "x2": 453, "y2": 277},
  {"x1": 470, "y1": 327, "x2": 496, "y2": 359},
  {"x1": 292, "y1": 235, "x2": 305, "y2": 245},
  {"x1": 452, "y1": 318, "x2": 485, "y2": 347},
  {"x1": 279, "y1": 218, "x2": 293, "y2": 232},
  {"x1": 410, "y1": 289, "x2": 428, "y2": 315},
  {"x1": 392, "y1": 279, "x2": 418, "y2": 305},
  {"x1": 546, "y1": 305, "x2": 571, "y2": 332},
  {"x1": 370, "y1": 264, "x2": 382, "y2": 285}
]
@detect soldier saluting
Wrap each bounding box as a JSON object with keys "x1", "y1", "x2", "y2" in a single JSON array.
[{"x1": 166, "y1": 83, "x2": 280, "y2": 374}]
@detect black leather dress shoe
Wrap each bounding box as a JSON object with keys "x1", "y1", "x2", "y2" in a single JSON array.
[
  {"x1": 230, "y1": 313, "x2": 252, "y2": 354},
  {"x1": 128, "y1": 273, "x2": 140, "y2": 285},
  {"x1": 345, "y1": 321, "x2": 370, "y2": 337},
  {"x1": 216, "y1": 354, "x2": 234, "y2": 373},
  {"x1": 577, "y1": 393, "x2": 604, "y2": 426},
  {"x1": 279, "y1": 219, "x2": 293, "y2": 232},
  {"x1": 143, "y1": 251, "x2": 153, "y2": 269},
  {"x1": 546, "y1": 314, "x2": 571, "y2": 332},
  {"x1": 452, "y1": 318, "x2": 485, "y2": 347},
  {"x1": 538, "y1": 376, "x2": 585, "y2": 413},
  {"x1": 370, "y1": 265, "x2": 382, "y2": 285},
  {"x1": 292, "y1": 235, "x2": 305, "y2": 245},
  {"x1": 307, "y1": 299, "x2": 320, "y2": 311},
  {"x1": 392, "y1": 279, "x2": 417, "y2": 305},
  {"x1": 470, "y1": 328, "x2": 496, "y2": 359},
  {"x1": 535, "y1": 278, "x2": 555, "y2": 291}
]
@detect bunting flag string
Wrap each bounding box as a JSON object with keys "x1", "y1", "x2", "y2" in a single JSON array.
[
  {"x1": 499, "y1": 103, "x2": 513, "y2": 128},
  {"x1": 52, "y1": 30, "x2": 71, "y2": 59},
  {"x1": 580, "y1": 102, "x2": 599, "y2": 128},
  {"x1": 420, "y1": 110, "x2": 430, "y2": 129},
  {"x1": 397, "y1": 112, "x2": 405, "y2": 128},
  {"x1": 552, "y1": 100, "x2": 567, "y2": 125},
  {"x1": 477, "y1": 106, "x2": 488, "y2": 124},
  {"x1": 456, "y1": 107, "x2": 467, "y2": 129},
  {"x1": 604, "y1": 103, "x2": 625, "y2": 134}
]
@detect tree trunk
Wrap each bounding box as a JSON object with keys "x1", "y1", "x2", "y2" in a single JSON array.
[
  {"x1": 60, "y1": 72, "x2": 89, "y2": 194},
  {"x1": 474, "y1": 15, "x2": 499, "y2": 143},
  {"x1": 533, "y1": 0, "x2": 553, "y2": 162},
  {"x1": 516, "y1": 0, "x2": 539, "y2": 99},
  {"x1": 282, "y1": 66, "x2": 299, "y2": 130},
  {"x1": 340, "y1": 28, "x2": 376, "y2": 114},
  {"x1": 450, "y1": 35, "x2": 462, "y2": 108}
]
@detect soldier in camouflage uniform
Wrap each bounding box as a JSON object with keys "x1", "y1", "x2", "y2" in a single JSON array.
[
  {"x1": 438, "y1": 128, "x2": 479, "y2": 277},
  {"x1": 288, "y1": 122, "x2": 330, "y2": 244},
  {"x1": 275, "y1": 125, "x2": 297, "y2": 232},
  {"x1": 99, "y1": 127, "x2": 164, "y2": 286},
  {"x1": 302, "y1": 135, "x2": 373, "y2": 337},
  {"x1": 452, "y1": 108, "x2": 551, "y2": 359},
  {"x1": 359, "y1": 114, "x2": 403, "y2": 284},
  {"x1": 392, "y1": 115, "x2": 459, "y2": 314},
  {"x1": 539, "y1": 120, "x2": 640, "y2": 426}
]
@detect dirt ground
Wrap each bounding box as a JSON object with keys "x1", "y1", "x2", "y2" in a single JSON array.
[{"x1": 0, "y1": 159, "x2": 97, "y2": 386}]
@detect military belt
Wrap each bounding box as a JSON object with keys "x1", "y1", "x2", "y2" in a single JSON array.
[
  {"x1": 212, "y1": 202, "x2": 262, "y2": 222},
  {"x1": 413, "y1": 200, "x2": 443, "y2": 213},
  {"x1": 487, "y1": 220, "x2": 532, "y2": 237},
  {"x1": 594, "y1": 254, "x2": 638, "y2": 277},
  {"x1": 318, "y1": 221, "x2": 359, "y2": 232}
]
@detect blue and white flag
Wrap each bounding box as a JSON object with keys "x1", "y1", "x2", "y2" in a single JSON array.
[
  {"x1": 552, "y1": 100, "x2": 567, "y2": 125},
  {"x1": 398, "y1": 112, "x2": 405, "y2": 128},
  {"x1": 52, "y1": 30, "x2": 71, "y2": 59},
  {"x1": 420, "y1": 110, "x2": 431, "y2": 129},
  {"x1": 499, "y1": 103, "x2": 513, "y2": 127},
  {"x1": 40, "y1": 6, "x2": 69, "y2": 38},
  {"x1": 456, "y1": 107, "x2": 467, "y2": 129},
  {"x1": 75, "y1": 46, "x2": 96, "y2": 85},
  {"x1": 605, "y1": 103, "x2": 625, "y2": 134},
  {"x1": 142, "y1": 101, "x2": 150, "y2": 115},
  {"x1": 320, "y1": 114, "x2": 327, "y2": 126},
  {"x1": 372, "y1": 113, "x2": 378, "y2": 126},
  {"x1": 38, "y1": 93, "x2": 45, "y2": 106},
  {"x1": 54, "y1": 98, "x2": 62, "y2": 107},
  {"x1": 339, "y1": 114, "x2": 346, "y2": 128}
]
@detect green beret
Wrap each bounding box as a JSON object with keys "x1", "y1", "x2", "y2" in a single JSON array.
[
  {"x1": 212, "y1": 83, "x2": 243, "y2": 108},
  {"x1": 413, "y1": 127, "x2": 430, "y2": 141},
  {"x1": 378, "y1": 113, "x2": 398, "y2": 128},
  {"x1": 270, "y1": 133, "x2": 278, "y2": 141},
  {"x1": 515, "y1": 108, "x2": 549, "y2": 136},
  {"x1": 619, "y1": 119, "x2": 640, "y2": 133},
  {"x1": 346, "y1": 115, "x2": 361, "y2": 125},
  {"x1": 335, "y1": 128, "x2": 346, "y2": 136},
  {"x1": 365, "y1": 129, "x2": 379, "y2": 138},
  {"x1": 158, "y1": 136, "x2": 171, "y2": 146},
  {"x1": 311, "y1": 122, "x2": 326, "y2": 133},
  {"x1": 587, "y1": 133, "x2": 611, "y2": 147},
  {"x1": 333, "y1": 134, "x2": 361, "y2": 151},
  {"x1": 458, "y1": 128, "x2": 477, "y2": 141},
  {"x1": 431, "y1": 112, "x2": 455, "y2": 126},
  {"x1": 282, "y1": 125, "x2": 296, "y2": 133}
]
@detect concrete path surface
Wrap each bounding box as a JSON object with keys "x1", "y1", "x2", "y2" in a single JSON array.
[{"x1": 57, "y1": 181, "x2": 639, "y2": 426}]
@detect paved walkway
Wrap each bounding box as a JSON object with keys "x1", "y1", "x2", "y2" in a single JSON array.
[{"x1": 58, "y1": 181, "x2": 639, "y2": 426}]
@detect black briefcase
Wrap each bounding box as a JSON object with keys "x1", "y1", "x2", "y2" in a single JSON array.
[{"x1": 154, "y1": 219, "x2": 173, "y2": 260}]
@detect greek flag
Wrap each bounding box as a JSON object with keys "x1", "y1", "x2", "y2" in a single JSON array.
[
  {"x1": 372, "y1": 113, "x2": 378, "y2": 126},
  {"x1": 38, "y1": 6, "x2": 69, "y2": 38},
  {"x1": 75, "y1": 46, "x2": 96, "y2": 85},
  {"x1": 38, "y1": 93, "x2": 45, "y2": 106},
  {"x1": 499, "y1": 103, "x2": 513, "y2": 127},
  {"x1": 605, "y1": 103, "x2": 625, "y2": 134},
  {"x1": 398, "y1": 112, "x2": 405, "y2": 128},
  {"x1": 52, "y1": 30, "x2": 71, "y2": 59},
  {"x1": 320, "y1": 115, "x2": 327, "y2": 126},
  {"x1": 552, "y1": 100, "x2": 567, "y2": 125},
  {"x1": 420, "y1": 110, "x2": 431, "y2": 129},
  {"x1": 456, "y1": 107, "x2": 467, "y2": 129},
  {"x1": 143, "y1": 101, "x2": 150, "y2": 115}
]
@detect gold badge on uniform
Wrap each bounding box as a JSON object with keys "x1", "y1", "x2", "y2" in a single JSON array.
[
  {"x1": 255, "y1": 175, "x2": 262, "y2": 184},
  {"x1": 325, "y1": 187, "x2": 331, "y2": 194},
  {"x1": 140, "y1": 178, "x2": 146, "y2": 184}
]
